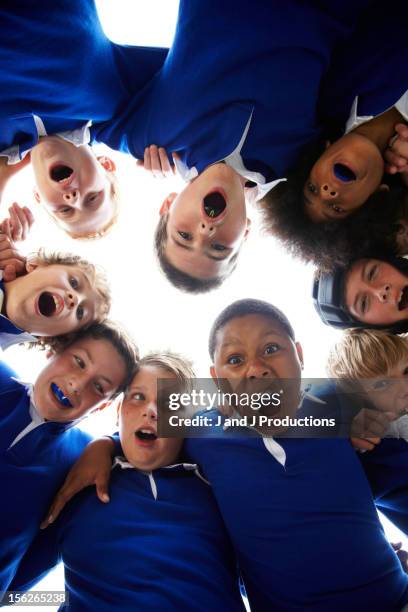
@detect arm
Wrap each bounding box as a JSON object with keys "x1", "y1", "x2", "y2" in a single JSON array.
[{"x1": 41, "y1": 436, "x2": 118, "y2": 528}]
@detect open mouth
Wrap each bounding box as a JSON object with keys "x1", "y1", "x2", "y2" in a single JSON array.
[
  {"x1": 38, "y1": 292, "x2": 63, "y2": 317},
  {"x1": 50, "y1": 165, "x2": 73, "y2": 184},
  {"x1": 398, "y1": 286, "x2": 408, "y2": 311},
  {"x1": 135, "y1": 429, "x2": 157, "y2": 442},
  {"x1": 203, "y1": 191, "x2": 227, "y2": 218},
  {"x1": 333, "y1": 163, "x2": 356, "y2": 183},
  {"x1": 51, "y1": 383, "x2": 72, "y2": 408}
]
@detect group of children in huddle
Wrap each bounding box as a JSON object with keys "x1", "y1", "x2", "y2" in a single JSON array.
[{"x1": 0, "y1": 0, "x2": 408, "y2": 610}]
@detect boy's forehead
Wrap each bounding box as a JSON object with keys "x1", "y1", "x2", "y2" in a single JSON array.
[{"x1": 216, "y1": 314, "x2": 291, "y2": 347}]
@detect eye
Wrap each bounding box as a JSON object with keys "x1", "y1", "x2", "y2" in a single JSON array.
[
  {"x1": 69, "y1": 277, "x2": 79, "y2": 290},
  {"x1": 178, "y1": 231, "x2": 192, "y2": 241},
  {"x1": 132, "y1": 392, "x2": 145, "y2": 401},
  {"x1": 74, "y1": 355, "x2": 85, "y2": 369},
  {"x1": 372, "y1": 379, "x2": 390, "y2": 390},
  {"x1": 264, "y1": 343, "x2": 280, "y2": 355},
  {"x1": 367, "y1": 265, "x2": 378, "y2": 282},
  {"x1": 76, "y1": 305, "x2": 84, "y2": 321},
  {"x1": 307, "y1": 181, "x2": 318, "y2": 195},
  {"x1": 86, "y1": 193, "x2": 99, "y2": 204},
  {"x1": 403, "y1": 367, "x2": 408, "y2": 376},
  {"x1": 360, "y1": 295, "x2": 369, "y2": 315},
  {"x1": 227, "y1": 355, "x2": 243, "y2": 366},
  {"x1": 94, "y1": 382, "x2": 105, "y2": 396}
]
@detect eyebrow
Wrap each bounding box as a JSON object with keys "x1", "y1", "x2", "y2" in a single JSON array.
[{"x1": 171, "y1": 236, "x2": 230, "y2": 262}]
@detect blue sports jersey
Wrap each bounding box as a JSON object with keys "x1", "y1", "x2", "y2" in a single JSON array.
[
  {"x1": 183, "y1": 390, "x2": 408, "y2": 611},
  {"x1": 0, "y1": 361, "x2": 91, "y2": 596},
  {"x1": 9, "y1": 459, "x2": 245, "y2": 612}
]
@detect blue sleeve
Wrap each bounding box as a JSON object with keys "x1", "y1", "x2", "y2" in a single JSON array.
[
  {"x1": 0, "y1": 359, "x2": 18, "y2": 392},
  {"x1": 7, "y1": 524, "x2": 62, "y2": 593},
  {"x1": 107, "y1": 431, "x2": 123, "y2": 456},
  {"x1": 359, "y1": 439, "x2": 408, "y2": 535}
]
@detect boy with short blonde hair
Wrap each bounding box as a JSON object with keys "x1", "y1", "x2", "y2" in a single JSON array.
[
  {"x1": 0, "y1": 247, "x2": 111, "y2": 349},
  {"x1": 327, "y1": 329, "x2": 408, "y2": 447}
]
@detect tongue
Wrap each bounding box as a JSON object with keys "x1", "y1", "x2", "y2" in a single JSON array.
[
  {"x1": 203, "y1": 192, "x2": 226, "y2": 218},
  {"x1": 50, "y1": 165, "x2": 73, "y2": 182},
  {"x1": 333, "y1": 163, "x2": 356, "y2": 182},
  {"x1": 38, "y1": 292, "x2": 56, "y2": 317}
]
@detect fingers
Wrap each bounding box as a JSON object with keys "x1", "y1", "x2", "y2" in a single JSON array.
[
  {"x1": 395, "y1": 123, "x2": 408, "y2": 140},
  {"x1": 140, "y1": 145, "x2": 175, "y2": 178},
  {"x1": 351, "y1": 408, "x2": 392, "y2": 439},
  {"x1": 384, "y1": 149, "x2": 408, "y2": 174},
  {"x1": 95, "y1": 475, "x2": 110, "y2": 503},
  {"x1": 40, "y1": 482, "x2": 80, "y2": 528},
  {"x1": 350, "y1": 437, "x2": 380, "y2": 452},
  {"x1": 7, "y1": 203, "x2": 34, "y2": 242}
]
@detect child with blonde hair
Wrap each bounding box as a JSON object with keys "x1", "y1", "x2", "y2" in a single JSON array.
[{"x1": 327, "y1": 328, "x2": 408, "y2": 450}]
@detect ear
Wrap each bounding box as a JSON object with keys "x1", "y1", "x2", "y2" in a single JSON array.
[
  {"x1": 159, "y1": 192, "x2": 178, "y2": 216},
  {"x1": 97, "y1": 156, "x2": 116, "y2": 173},
  {"x1": 210, "y1": 365, "x2": 218, "y2": 383},
  {"x1": 33, "y1": 188, "x2": 41, "y2": 204},
  {"x1": 325, "y1": 140, "x2": 332, "y2": 150},
  {"x1": 295, "y1": 341, "x2": 304, "y2": 370},
  {"x1": 244, "y1": 217, "x2": 252, "y2": 240},
  {"x1": 45, "y1": 349, "x2": 55, "y2": 360},
  {"x1": 25, "y1": 260, "x2": 39, "y2": 274}
]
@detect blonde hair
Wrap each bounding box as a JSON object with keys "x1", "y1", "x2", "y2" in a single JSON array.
[
  {"x1": 27, "y1": 249, "x2": 111, "y2": 322},
  {"x1": 139, "y1": 351, "x2": 195, "y2": 390},
  {"x1": 327, "y1": 329, "x2": 408, "y2": 389}
]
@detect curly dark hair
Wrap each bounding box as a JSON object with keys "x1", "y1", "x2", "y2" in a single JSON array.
[{"x1": 257, "y1": 142, "x2": 407, "y2": 271}]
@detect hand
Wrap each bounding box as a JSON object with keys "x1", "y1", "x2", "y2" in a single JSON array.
[
  {"x1": 385, "y1": 123, "x2": 408, "y2": 176},
  {"x1": 136, "y1": 144, "x2": 177, "y2": 178},
  {"x1": 0, "y1": 203, "x2": 34, "y2": 242},
  {"x1": 392, "y1": 542, "x2": 408, "y2": 573},
  {"x1": 40, "y1": 437, "x2": 115, "y2": 528},
  {"x1": 350, "y1": 407, "x2": 394, "y2": 451},
  {"x1": 0, "y1": 233, "x2": 26, "y2": 281}
]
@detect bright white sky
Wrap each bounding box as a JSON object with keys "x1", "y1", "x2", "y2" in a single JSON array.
[{"x1": 2, "y1": 1, "x2": 406, "y2": 607}]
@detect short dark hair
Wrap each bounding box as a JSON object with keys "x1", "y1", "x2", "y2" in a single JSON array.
[
  {"x1": 154, "y1": 213, "x2": 238, "y2": 293},
  {"x1": 208, "y1": 298, "x2": 295, "y2": 360},
  {"x1": 52, "y1": 320, "x2": 139, "y2": 397},
  {"x1": 257, "y1": 144, "x2": 407, "y2": 270}
]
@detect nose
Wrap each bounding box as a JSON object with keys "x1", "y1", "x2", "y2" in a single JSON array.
[
  {"x1": 246, "y1": 359, "x2": 271, "y2": 379},
  {"x1": 143, "y1": 402, "x2": 158, "y2": 420},
  {"x1": 374, "y1": 284, "x2": 391, "y2": 303},
  {"x1": 62, "y1": 189, "x2": 80, "y2": 205},
  {"x1": 320, "y1": 183, "x2": 338, "y2": 200},
  {"x1": 66, "y1": 291, "x2": 78, "y2": 310},
  {"x1": 67, "y1": 375, "x2": 83, "y2": 396},
  {"x1": 199, "y1": 220, "x2": 215, "y2": 236}
]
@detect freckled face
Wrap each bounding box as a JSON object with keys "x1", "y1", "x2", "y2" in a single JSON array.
[
  {"x1": 345, "y1": 259, "x2": 408, "y2": 325},
  {"x1": 303, "y1": 134, "x2": 384, "y2": 223},
  {"x1": 33, "y1": 337, "x2": 126, "y2": 422},
  {"x1": 119, "y1": 366, "x2": 183, "y2": 471}
]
